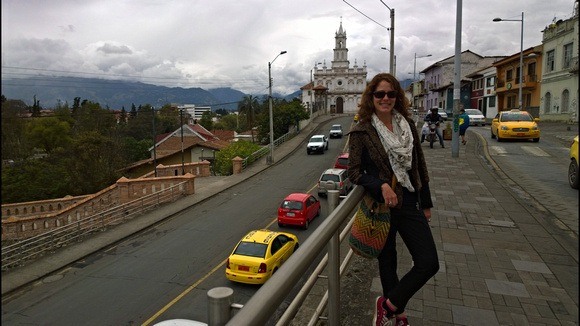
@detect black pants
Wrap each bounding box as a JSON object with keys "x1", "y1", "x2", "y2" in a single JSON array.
[{"x1": 377, "y1": 189, "x2": 439, "y2": 313}]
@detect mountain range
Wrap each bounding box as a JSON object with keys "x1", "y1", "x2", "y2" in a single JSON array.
[{"x1": 1, "y1": 76, "x2": 302, "y2": 111}]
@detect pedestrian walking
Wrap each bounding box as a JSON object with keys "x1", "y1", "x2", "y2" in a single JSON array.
[
  {"x1": 347, "y1": 73, "x2": 439, "y2": 326},
  {"x1": 458, "y1": 108, "x2": 470, "y2": 145}
]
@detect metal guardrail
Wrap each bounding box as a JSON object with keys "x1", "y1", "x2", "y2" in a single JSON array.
[
  {"x1": 241, "y1": 130, "x2": 299, "y2": 170},
  {"x1": 1, "y1": 181, "x2": 189, "y2": 271},
  {"x1": 201, "y1": 186, "x2": 364, "y2": 326}
]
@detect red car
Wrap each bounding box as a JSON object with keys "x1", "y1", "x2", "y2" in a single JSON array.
[
  {"x1": 334, "y1": 152, "x2": 349, "y2": 170},
  {"x1": 277, "y1": 193, "x2": 321, "y2": 229}
]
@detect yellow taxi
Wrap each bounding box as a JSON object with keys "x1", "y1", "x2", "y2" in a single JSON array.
[
  {"x1": 225, "y1": 229, "x2": 299, "y2": 285},
  {"x1": 569, "y1": 135, "x2": 579, "y2": 189},
  {"x1": 490, "y1": 109, "x2": 540, "y2": 142}
]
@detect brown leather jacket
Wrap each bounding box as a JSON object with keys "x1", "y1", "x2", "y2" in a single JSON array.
[{"x1": 347, "y1": 117, "x2": 433, "y2": 209}]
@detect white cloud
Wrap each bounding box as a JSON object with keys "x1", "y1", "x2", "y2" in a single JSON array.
[{"x1": 1, "y1": 0, "x2": 577, "y2": 95}]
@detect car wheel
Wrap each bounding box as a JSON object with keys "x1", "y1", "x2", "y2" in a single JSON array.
[
  {"x1": 533, "y1": 138, "x2": 540, "y2": 143},
  {"x1": 307, "y1": 150, "x2": 311, "y2": 155},
  {"x1": 278, "y1": 222, "x2": 283, "y2": 227},
  {"x1": 293, "y1": 243, "x2": 300, "y2": 252},
  {"x1": 316, "y1": 207, "x2": 320, "y2": 217},
  {"x1": 497, "y1": 133, "x2": 502, "y2": 142},
  {"x1": 569, "y1": 160, "x2": 579, "y2": 189},
  {"x1": 303, "y1": 220, "x2": 309, "y2": 230},
  {"x1": 491, "y1": 130, "x2": 496, "y2": 139}
]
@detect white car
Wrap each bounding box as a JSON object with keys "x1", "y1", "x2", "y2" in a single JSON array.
[
  {"x1": 465, "y1": 109, "x2": 486, "y2": 126},
  {"x1": 329, "y1": 124, "x2": 343, "y2": 138},
  {"x1": 307, "y1": 135, "x2": 329, "y2": 154}
]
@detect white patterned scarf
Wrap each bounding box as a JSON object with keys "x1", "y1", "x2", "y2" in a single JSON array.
[{"x1": 371, "y1": 112, "x2": 415, "y2": 192}]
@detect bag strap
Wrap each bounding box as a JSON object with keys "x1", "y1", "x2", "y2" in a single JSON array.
[{"x1": 391, "y1": 173, "x2": 397, "y2": 189}]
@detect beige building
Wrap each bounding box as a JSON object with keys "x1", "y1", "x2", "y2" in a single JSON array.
[
  {"x1": 301, "y1": 21, "x2": 367, "y2": 115},
  {"x1": 540, "y1": 6, "x2": 579, "y2": 122}
]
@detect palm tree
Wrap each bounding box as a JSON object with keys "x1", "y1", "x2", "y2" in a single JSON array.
[{"x1": 238, "y1": 95, "x2": 259, "y2": 143}]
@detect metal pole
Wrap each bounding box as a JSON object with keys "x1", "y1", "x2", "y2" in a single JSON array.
[
  {"x1": 326, "y1": 190, "x2": 340, "y2": 325},
  {"x1": 518, "y1": 12, "x2": 524, "y2": 110},
  {"x1": 267, "y1": 51, "x2": 287, "y2": 165},
  {"x1": 452, "y1": 0, "x2": 462, "y2": 158},
  {"x1": 268, "y1": 61, "x2": 274, "y2": 165},
  {"x1": 414, "y1": 53, "x2": 417, "y2": 81},
  {"x1": 180, "y1": 108, "x2": 185, "y2": 174},
  {"x1": 152, "y1": 106, "x2": 157, "y2": 177},
  {"x1": 207, "y1": 287, "x2": 234, "y2": 326},
  {"x1": 389, "y1": 9, "x2": 395, "y2": 74}
]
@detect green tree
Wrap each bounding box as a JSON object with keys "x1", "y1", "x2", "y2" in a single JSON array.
[
  {"x1": 199, "y1": 110, "x2": 214, "y2": 130},
  {"x1": 238, "y1": 95, "x2": 259, "y2": 142},
  {"x1": 25, "y1": 117, "x2": 72, "y2": 154},
  {"x1": 213, "y1": 140, "x2": 261, "y2": 175},
  {"x1": 213, "y1": 114, "x2": 238, "y2": 131},
  {"x1": 256, "y1": 99, "x2": 309, "y2": 144},
  {"x1": 1, "y1": 97, "x2": 31, "y2": 160}
]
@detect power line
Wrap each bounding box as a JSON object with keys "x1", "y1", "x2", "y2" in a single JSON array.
[{"x1": 342, "y1": 0, "x2": 389, "y2": 30}]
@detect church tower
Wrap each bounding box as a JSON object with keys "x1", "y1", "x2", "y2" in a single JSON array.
[
  {"x1": 332, "y1": 22, "x2": 349, "y2": 69},
  {"x1": 300, "y1": 20, "x2": 367, "y2": 115}
]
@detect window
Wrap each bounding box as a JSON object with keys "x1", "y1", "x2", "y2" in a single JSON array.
[
  {"x1": 507, "y1": 95, "x2": 516, "y2": 109},
  {"x1": 488, "y1": 96, "x2": 496, "y2": 107},
  {"x1": 544, "y1": 92, "x2": 552, "y2": 113},
  {"x1": 506, "y1": 69, "x2": 513, "y2": 81},
  {"x1": 561, "y1": 89, "x2": 569, "y2": 113},
  {"x1": 546, "y1": 50, "x2": 555, "y2": 72},
  {"x1": 486, "y1": 77, "x2": 495, "y2": 87},
  {"x1": 563, "y1": 43, "x2": 573, "y2": 68}
]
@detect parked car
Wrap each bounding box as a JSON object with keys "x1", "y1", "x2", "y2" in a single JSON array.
[
  {"x1": 329, "y1": 124, "x2": 343, "y2": 138},
  {"x1": 465, "y1": 109, "x2": 486, "y2": 126},
  {"x1": 317, "y1": 168, "x2": 352, "y2": 197},
  {"x1": 439, "y1": 111, "x2": 448, "y2": 121},
  {"x1": 307, "y1": 135, "x2": 329, "y2": 154},
  {"x1": 277, "y1": 193, "x2": 321, "y2": 229},
  {"x1": 490, "y1": 109, "x2": 540, "y2": 142},
  {"x1": 569, "y1": 135, "x2": 579, "y2": 189},
  {"x1": 225, "y1": 229, "x2": 299, "y2": 285},
  {"x1": 334, "y1": 152, "x2": 349, "y2": 170}
]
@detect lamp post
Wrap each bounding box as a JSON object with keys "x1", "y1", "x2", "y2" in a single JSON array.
[
  {"x1": 413, "y1": 53, "x2": 432, "y2": 81},
  {"x1": 380, "y1": 47, "x2": 396, "y2": 76},
  {"x1": 494, "y1": 12, "x2": 524, "y2": 110},
  {"x1": 379, "y1": 1, "x2": 395, "y2": 74},
  {"x1": 267, "y1": 50, "x2": 287, "y2": 165}
]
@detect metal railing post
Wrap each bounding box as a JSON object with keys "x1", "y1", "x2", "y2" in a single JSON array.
[
  {"x1": 326, "y1": 190, "x2": 340, "y2": 325},
  {"x1": 207, "y1": 287, "x2": 234, "y2": 326}
]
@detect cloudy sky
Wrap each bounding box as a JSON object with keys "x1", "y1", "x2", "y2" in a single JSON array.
[{"x1": 2, "y1": 0, "x2": 577, "y2": 96}]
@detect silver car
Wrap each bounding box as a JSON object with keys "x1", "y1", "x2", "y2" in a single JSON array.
[
  {"x1": 465, "y1": 109, "x2": 486, "y2": 126},
  {"x1": 317, "y1": 168, "x2": 352, "y2": 196}
]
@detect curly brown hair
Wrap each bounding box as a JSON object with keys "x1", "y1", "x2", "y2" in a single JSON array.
[{"x1": 357, "y1": 73, "x2": 410, "y2": 122}]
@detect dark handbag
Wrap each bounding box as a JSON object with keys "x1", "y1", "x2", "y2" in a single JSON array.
[{"x1": 348, "y1": 176, "x2": 395, "y2": 259}]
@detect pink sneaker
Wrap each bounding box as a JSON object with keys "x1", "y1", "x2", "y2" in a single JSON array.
[
  {"x1": 373, "y1": 296, "x2": 394, "y2": 326},
  {"x1": 395, "y1": 316, "x2": 410, "y2": 326}
]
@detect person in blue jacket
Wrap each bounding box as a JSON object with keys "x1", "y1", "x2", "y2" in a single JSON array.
[{"x1": 458, "y1": 108, "x2": 470, "y2": 145}]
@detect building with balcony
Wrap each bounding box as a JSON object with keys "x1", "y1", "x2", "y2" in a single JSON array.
[
  {"x1": 540, "y1": 5, "x2": 578, "y2": 122},
  {"x1": 492, "y1": 45, "x2": 543, "y2": 117}
]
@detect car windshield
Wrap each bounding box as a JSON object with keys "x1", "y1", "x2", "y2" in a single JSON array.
[
  {"x1": 321, "y1": 174, "x2": 340, "y2": 182},
  {"x1": 311, "y1": 136, "x2": 324, "y2": 142},
  {"x1": 337, "y1": 158, "x2": 348, "y2": 166},
  {"x1": 281, "y1": 200, "x2": 303, "y2": 210},
  {"x1": 500, "y1": 113, "x2": 533, "y2": 122},
  {"x1": 466, "y1": 109, "x2": 483, "y2": 115},
  {"x1": 234, "y1": 242, "x2": 268, "y2": 258},
  {"x1": 331, "y1": 125, "x2": 341, "y2": 130}
]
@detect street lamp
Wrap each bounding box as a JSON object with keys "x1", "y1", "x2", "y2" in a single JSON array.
[
  {"x1": 267, "y1": 50, "x2": 287, "y2": 165},
  {"x1": 494, "y1": 12, "x2": 524, "y2": 110},
  {"x1": 380, "y1": 47, "x2": 396, "y2": 76},
  {"x1": 379, "y1": 1, "x2": 395, "y2": 74},
  {"x1": 413, "y1": 53, "x2": 432, "y2": 81}
]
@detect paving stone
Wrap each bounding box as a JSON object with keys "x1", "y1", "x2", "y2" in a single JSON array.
[
  {"x1": 452, "y1": 305, "x2": 498, "y2": 325},
  {"x1": 485, "y1": 279, "x2": 530, "y2": 297}
]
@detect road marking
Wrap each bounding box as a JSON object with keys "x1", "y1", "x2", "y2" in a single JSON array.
[
  {"x1": 488, "y1": 146, "x2": 507, "y2": 156},
  {"x1": 521, "y1": 146, "x2": 550, "y2": 157}
]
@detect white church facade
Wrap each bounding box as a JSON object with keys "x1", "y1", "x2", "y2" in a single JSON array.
[{"x1": 301, "y1": 22, "x2": 367, "y2": 115}]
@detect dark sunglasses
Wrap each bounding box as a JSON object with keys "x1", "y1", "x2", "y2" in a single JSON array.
[{"x1": 372, "y1": 90, "x2": 397, "y2": 99}]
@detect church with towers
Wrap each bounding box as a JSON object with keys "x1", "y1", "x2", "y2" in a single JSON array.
[{"x1": 301, "y1": 21, "x2": 367, "y2": 115}]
